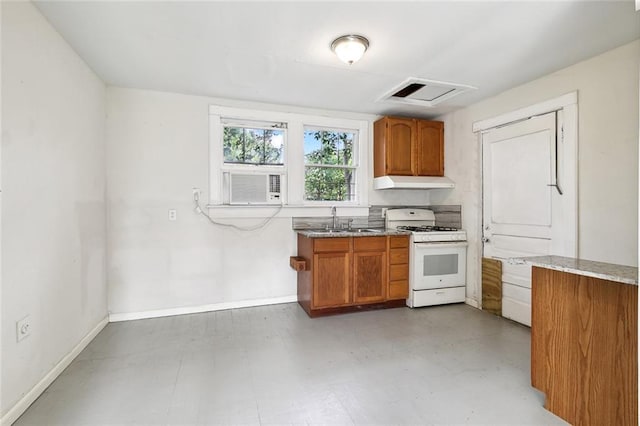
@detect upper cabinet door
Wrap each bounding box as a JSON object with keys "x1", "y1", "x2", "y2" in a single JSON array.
[
  {"x1": 415, "y1": 120, "x2": 444, "y2": 176},
  {"x1": 385, "y1": 118, "x2": 415, "y2": 176}
]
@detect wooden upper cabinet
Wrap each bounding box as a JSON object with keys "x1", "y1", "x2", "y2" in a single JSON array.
[
  {"x1": 415, "y1": 120, "x2": 444, "y2": 176},
  {"x1": 385, "y1": 118, "x2": 414, "y2": 176},
  {"x1": 374, "y1": 116, "x2": 444, "y2": 177}
]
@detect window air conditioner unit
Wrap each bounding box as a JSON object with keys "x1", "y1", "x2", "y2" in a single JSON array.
[{"x1": 228, "y1": 172, "x2": 282, "y2": 205}]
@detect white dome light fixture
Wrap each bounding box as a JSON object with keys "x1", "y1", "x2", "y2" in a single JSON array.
[{"x1": 331, "y1": 34, "x2": 369, "y2": 65}]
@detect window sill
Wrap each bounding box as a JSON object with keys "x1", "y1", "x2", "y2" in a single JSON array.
[{"x1": 205, "y1": 205, "x2": 370, "y2": 219}]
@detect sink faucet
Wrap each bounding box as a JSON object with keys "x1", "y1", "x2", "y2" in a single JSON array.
[{"x1": 331, "y1": 206, "x2": 337, "y2": 230}]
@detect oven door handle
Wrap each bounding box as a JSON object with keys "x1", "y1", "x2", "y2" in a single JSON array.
[{"x1": 413, "y1": 242, "x2": 468, "y2": 249}]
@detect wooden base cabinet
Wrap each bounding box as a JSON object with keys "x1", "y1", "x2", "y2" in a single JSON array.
[
  {"x1": 296, "y1": 234, "x2": 409, "y2": 317},
  {"x1": 388, "y1": 235, "x2": 409, "y2": 299},
  {"x1": 531, "y1": 266, "x2": 638, "y2": 426},
  {"x1": 353, "y1": 237, "x2": 387, "y2": 304},
  {"x1": 313, "y1": 251, "x2": 350, "y2": 308}
]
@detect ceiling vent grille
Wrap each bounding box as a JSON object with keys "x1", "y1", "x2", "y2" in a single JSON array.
[{"x1": 379, "y1": 78, "x2": 476, "y2": 107}]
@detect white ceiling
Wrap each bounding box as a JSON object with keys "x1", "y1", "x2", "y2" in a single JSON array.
[{"x1": 35, "y1": 1, "x2": 640, "y2": 118}]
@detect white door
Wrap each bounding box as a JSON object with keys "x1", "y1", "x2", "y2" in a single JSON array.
[{"x1": 482, "y1": 111, "x2": 567, "y2": 326}]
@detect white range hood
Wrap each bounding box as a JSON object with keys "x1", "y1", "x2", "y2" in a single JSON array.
[{"x1": 373, "y1": 175, "x2": 455, "y2": 190}]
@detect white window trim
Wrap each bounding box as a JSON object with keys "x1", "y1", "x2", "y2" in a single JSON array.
[{"x1": 208, "y1": 105, "x2": 370, "y2": 217}]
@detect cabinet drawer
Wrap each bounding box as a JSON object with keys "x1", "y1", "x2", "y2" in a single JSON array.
[
  {"x1": 389, "y1": 248, "x2": 409, "y2": 264},
  {"x1": 314, "y1": 238, "x2": 350, "y2": 253},
  {"x1": 389, "y1": 264, "x2": 409, "y2": 281},
  {"x1": 353, "y1": 236, "x2": 386, "y2": 252},
  {"x1": 389, "y1": 235, "x2": 409, "y2": 248},
  {"x1": 388, "y1": 280, "x2": 409, "y2": 299}
]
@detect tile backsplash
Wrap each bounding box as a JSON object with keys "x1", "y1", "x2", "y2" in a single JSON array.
[{"x1": 292, "y1": 205, "x2": 462, "y2": 230}]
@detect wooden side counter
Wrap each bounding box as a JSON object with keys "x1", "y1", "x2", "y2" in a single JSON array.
[{"x1": 530, "y1": 262, "x2": 638, "y2": 426}]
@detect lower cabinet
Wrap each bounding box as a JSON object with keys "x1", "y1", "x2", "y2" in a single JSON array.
[
  {"x1": 353, "y1": 237, "x2": 387, "y2": 304},
  {"x1": 388, "y1": 235, "x2": 410, "y2": 299},
  {"x1": 313, "y1": 251, "x2": 350, "y2": 308},
  {"x1": 296, "y1": 234, "x2": 409, "y2": 317}
]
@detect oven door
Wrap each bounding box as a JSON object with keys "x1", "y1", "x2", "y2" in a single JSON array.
[{"x1": 411, "y1": 242, "x2": 467, "y2": 290}]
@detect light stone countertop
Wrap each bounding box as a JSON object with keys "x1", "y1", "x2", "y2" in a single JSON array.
[
  {"x1": 296, "y1": 229, "x2": 411, "y2": 238},
  {"x1": 511, "y1": 255, "x2": 638, "y2": 286}
]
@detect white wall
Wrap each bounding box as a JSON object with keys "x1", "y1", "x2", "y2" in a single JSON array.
[
  {"x1": 1, "y1": 1, "x2": 107, "y2": 419},
  {"x1": 432, "y1": 40, "x2": 640, "y2": 305},
  {"x1": 106, "y1": 88, "x2": 426, "y2": 317}
]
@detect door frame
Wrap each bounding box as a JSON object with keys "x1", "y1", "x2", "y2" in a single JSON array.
[{"x1": 473, "y1": 92, "x2": 578, "y2": 309}]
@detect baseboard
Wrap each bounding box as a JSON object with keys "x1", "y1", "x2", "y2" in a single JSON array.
[
  {"x1": 0, "y1": 316, "x2": 109, "y2": 426},
  {"x1": 465, "y1": 297, "x2": 480, "y2": 309},
  {"x1": 108, "y1": 295, "x2": 298, "y2": 322}
]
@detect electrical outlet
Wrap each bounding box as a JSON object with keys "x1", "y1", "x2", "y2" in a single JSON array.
[
  {"x1": 168, "y1": 209, "x2": 177, "y2": 221},
  {"x1": 16, "y1": 316, "x2": 31, "y2": 342},
  {"x1": 381, "y1": 208, "x2": 388, "y2": 218}
]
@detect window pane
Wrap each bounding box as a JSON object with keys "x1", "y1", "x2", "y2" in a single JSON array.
[
  {"x1": 304, "y1": 129, "x2": 354, "y2": 166},
  {"x1": 223, "y1": 126, "x2": 284, "y2": 165},
  {"x1": 304, "y1": 167, "x2": 356, "y2": 201}
]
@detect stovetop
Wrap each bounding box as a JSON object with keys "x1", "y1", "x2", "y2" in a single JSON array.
[
  {"x1": 396, "y1": 225, "x2": 460, "y2": 233},
  {"x1": 385, "y1": 208, "x2": 466, "y2": 242}
]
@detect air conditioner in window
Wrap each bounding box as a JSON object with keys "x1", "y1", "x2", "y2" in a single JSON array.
[{"x1": 226, "y1": 172, "x2": 282, "y2": 205}]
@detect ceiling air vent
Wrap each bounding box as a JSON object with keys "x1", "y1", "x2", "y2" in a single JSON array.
[{"x1": 379, "y1": 78, "x2": 476, "y2": 107}]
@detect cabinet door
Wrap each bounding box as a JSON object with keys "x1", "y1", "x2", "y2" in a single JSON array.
[
  {"x1": 386, "y1": 118, "x2": 415, "y2": 176},
  {"x1": 353, "y1": 251, "x2": 386, "y2": 304},
  {"x1": 415, "y1": 120, "x2": 444, "y2": 176},
  {"x1": 313, "y1": 252, "x2": 351, "y2": 308}
]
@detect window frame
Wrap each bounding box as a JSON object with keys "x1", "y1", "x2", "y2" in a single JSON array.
[
  {"x1": 302, "y1": 125, "x2": 359, "y2": 203},
  {"x1": 209, "y1": 105, "x2": 369, "y2": 210}
]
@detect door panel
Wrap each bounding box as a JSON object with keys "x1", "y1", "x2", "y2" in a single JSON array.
[
  {"x1": 485, "y1": 116, "x2": 554, "y2": 237},
  {"x1": 313, "y1": 252, "x2": 350, "y2": 308},
  {"x1": 353, "y1": 251, "x2": 386, "y2": 303},
  {"x1": 483, "y1": 112, "x2": 557, "y2": 326},
  {"x1": 386, "y1": 118, "x2": 414, "y2": 175},
  {"x1": 415, "y1": 120, "x2": 444, "y2": 176}
]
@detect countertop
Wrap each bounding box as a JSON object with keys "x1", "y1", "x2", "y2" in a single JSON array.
[
  {"x1": 296, "y1": 229, "x2": 411, "y2": 238},
  {"x1": 511, "y1": 255, "x2": 638, "y2": 286}
]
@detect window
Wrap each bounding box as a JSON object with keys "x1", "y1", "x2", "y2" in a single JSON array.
[
  {"x1": 209, "y1": 105, "x2": 369, "y2": 210},
  {"x1": 222, "y1": 121, "x2": 285, "y2": 166},
  {"x1": 303, "y1": 128, "x2": 357, "y2": 202}
]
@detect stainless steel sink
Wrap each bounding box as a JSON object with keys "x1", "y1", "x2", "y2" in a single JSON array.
[
  {"x1": 307, "y1": 228, "x2": 349, "y2": 233},
  {"x1": 305, "y1": 228, "x2": 383, "y2": 234}
]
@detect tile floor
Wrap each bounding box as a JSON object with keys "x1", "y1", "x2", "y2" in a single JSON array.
[{"x1": 15, "y1": 303, "x2": 567, "y2": 425}]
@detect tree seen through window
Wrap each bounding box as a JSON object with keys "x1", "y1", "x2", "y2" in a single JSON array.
[
  {"x1": 304, "y1": 129, "x2": 356, "y2": 201},
  {"x1": 223, "y1": 126, "x2": 284, "y2": 165}
]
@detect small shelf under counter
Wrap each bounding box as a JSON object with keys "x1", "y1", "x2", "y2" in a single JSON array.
[{"x1": 514, "y1": 255, "x2": 638, "y2": 426}]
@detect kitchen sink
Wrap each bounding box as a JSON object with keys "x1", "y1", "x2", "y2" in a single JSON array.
[
  {"x1": 306, "y1": 228, "x2": 349, "y2": 233},
  {"x1": 305, "y1": 228, "x2": 383, "y2": 234}
]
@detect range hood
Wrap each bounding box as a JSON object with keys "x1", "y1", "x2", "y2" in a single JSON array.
[{"x1": 373, "y1": 175, "x2": 455, "y2": 190}]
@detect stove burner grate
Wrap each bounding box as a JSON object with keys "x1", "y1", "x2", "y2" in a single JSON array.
[{"x1": 396, "y1": 225, "x2": 459, "y2": 232}]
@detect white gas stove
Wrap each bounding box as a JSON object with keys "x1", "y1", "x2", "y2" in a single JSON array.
[{"x1": 386, "y1": 208, "x2": 467, "y2": 308}]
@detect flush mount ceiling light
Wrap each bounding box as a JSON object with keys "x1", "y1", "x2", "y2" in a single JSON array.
[{"x1": 331, "y1": 34, "x2": 369, "y2": 65}]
